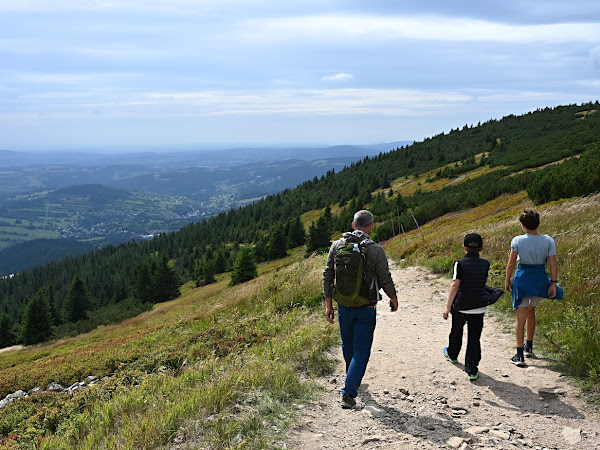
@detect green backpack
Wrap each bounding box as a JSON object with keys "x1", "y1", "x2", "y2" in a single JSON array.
[{"x1": 332, "y1": 237, "x2": 377, "y2": 307}]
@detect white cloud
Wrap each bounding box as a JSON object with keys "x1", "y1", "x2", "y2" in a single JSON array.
[
  {"x1": 240, "y1": 15, "x2": 600, "y2": 44},
  {"x1": 321, "y1": 73, "x2": 353, "y2": 82}
]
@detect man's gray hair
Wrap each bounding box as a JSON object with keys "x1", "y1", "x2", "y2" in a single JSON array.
[{"x1": 353, "y1": 210, "x2": 374, "y2": 228}]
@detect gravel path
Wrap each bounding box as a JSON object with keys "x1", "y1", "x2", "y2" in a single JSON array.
[{"x1": 285, "y1": 266, "x2": 600, "y2": 449}]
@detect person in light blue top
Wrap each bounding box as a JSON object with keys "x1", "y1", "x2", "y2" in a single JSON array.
[{"x1": 505, "y1": 209, "x2": 562, "y2": 367}]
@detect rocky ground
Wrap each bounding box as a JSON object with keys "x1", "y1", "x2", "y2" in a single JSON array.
[{"x1": 285, "y1": 266, "x2": 600, "y2": 450}]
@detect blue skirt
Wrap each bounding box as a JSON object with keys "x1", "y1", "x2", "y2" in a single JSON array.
[{"x1": 512, "y1": 264, "x2": 563, "y2": 310}]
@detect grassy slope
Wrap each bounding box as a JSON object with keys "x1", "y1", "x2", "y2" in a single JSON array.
[{"x1": 0, "y1": 254, "x2": 337, "y2": 449}]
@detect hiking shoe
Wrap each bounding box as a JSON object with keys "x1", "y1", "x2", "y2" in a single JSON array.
[
  {"x1": 468, "y1": 372, "x2": 479, "y2": 381},
  {"x1": 341, "y1": 394, "x2": 356, "y2": 409},
  {"x1": 443, "y1": 347, "x2": 458, "y2": 363},
  {"x1": 510, "y1": 353, "x2": 526, "y2": 367},
  {"x1": 524, "y1": 346, "x2": 534, "y2": 358}
]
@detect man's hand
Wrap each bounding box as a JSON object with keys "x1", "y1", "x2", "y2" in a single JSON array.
[
  {"x1": 443, "y1": 307, "x2": 450, "y2": 320},
  {"x1": 325, "y1": 297, "x2": 335, "y2": 323},
  {"x1": 389, "y1": 297, "x2": 398, "y2": 312},
  {"x1": 325, "y1": 306, "x2": 335, "y2": 323}
]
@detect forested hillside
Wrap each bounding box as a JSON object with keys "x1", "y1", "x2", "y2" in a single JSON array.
[{"x1": 1, "y1": 102, "x2": 599, "y2": 350}]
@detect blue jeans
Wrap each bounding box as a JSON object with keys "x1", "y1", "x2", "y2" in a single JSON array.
[{"x1": 338, "y1": 304, "x2": 376, "y2": 398}]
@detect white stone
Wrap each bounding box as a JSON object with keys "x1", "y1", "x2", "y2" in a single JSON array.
[
  {"x1": 363, "y1": 404, "x2": 387, "y2": 417},
  {"x1": 447, "y1": 436, "x2": 465, "y2": 448},
  {"x1": 464, "y1": 426, "x2": 489, "y2": 434},
  {"x1": 362, "y1": 436, "x2": 382, "y2": 445},
  {"x1": 8, "y1": 390, "x2": 26, "y2": 400},
  {"x1": 489, "y1": 429, "x2": 510, "y2": 440},
  {"x1": 538, "y1": 387, "x2": 565, "y2": 398},
  {"x1": 562, "y1": 426, "x2": 581, "y2": 445}
]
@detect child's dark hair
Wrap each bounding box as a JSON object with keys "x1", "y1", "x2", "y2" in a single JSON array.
[{"x1": 519, "y1": 209, "x2": 540, "y2": 230}]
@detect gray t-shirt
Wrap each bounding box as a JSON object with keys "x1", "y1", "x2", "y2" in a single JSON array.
[{"x1": 511, "y1": 234, "x2": 556, "y2": 265}]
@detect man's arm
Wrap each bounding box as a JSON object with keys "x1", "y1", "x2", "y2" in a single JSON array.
[
  {"x1": 372, "y1": 246, "x2": 397, "y2": 300},
  {"x1": 323, "y1": 243, "x2": 337, "y2": 323}
]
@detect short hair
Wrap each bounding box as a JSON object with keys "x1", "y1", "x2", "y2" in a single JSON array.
[
  {"x1": 519, "y1": 209, "x2": 540, "y2": 230},
  {"x1": 353, "y1": 210, "x2": 374, "y2": 228}
]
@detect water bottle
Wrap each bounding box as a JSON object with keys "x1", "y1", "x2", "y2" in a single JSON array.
[{"x1": 353, "y1": 243, "x2": 359, "y2": 252}]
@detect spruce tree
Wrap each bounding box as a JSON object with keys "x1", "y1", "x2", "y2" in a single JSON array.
[
  {"x1": 63, "y1": 275, "x2": 92, "y2": 323},
  {"x1": 230, "y1": 246, "x2": 258, "y2": 285},
  {"x1": 20, "y1": 290, "x2": 53, "y2": 345},
  {"x1": 152, "y1": 254, "x2": 180, "y2": 302},
  {"x1": 46, "y1": 285, "x2": 61, "y2": 326},
  {"x1": 268, "y1": 224, "x2": 288, "y2": 260},
  {"x1": 0, "y1": 308, "x2": 15, "y2": 348},
  {"x1": 111, "y1": 276, "x2": 128, "y2": 304},
  {"x1": 133, "y1": 262, "x2": 153, "y2": 302},
  {"x1": 254, "y1": 234, "x2": 269, "y2": 263},
  {"x1": 286, "y1": 217, "x2": 306, "y2": 249},
  {"x1": 306, "y1": 208, "x2": 332, "y2": 253}
]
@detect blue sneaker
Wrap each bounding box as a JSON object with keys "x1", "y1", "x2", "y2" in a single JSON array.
[
  {"x1": 443, "y1": 347, "x2": 458, "y2": 363},
  {"x1": 468, "y1": 372, "x2": 479, "y2": 381}
]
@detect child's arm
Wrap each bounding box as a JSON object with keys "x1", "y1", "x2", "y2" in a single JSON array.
[
  {"x1": 505, "y1": 250, "x2": 518, "y2": 291},
  {"x1": 547, "y1": 255, "x2": 558, "y2": 299},
  {"x1": 443, "y1": 279, "x2": 460, "y2": 320}
]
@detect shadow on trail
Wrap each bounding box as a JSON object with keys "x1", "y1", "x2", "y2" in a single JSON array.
[
  {"x1": 441, "y1": 359, "x2": 585, "y2": 420},
  {"x1": 358, "y1": 385, "x2": 468, "y2": 446},
  {"x1": 474, "y1": 372, "x2": 584, "y2": 419}
]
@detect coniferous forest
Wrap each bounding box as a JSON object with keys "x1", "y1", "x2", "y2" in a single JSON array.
[{"x1": 1, "y1": 102, "x2": 599, "y2": 348}]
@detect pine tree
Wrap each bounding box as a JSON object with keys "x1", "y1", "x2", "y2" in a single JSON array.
[
  {"x1": 63, "y1": 275, "x2": 92, "y2": 323},
  {"x1": 230, "y1": 246, "x2": 258, "y2": 285},
  {"x1": 20, "y1": 289, "x2": 53, "y2": 345},
  {"x1": 46, "y1": 285, "x2": 61, "y2": 326},
  {"x1": 306, "y1": 209, "x2": 332, "y2": 253},
  {"x1": 111, "y1": 276, "x2": 128, "y2": 304},
  {"x1": 0, "y1": 308, "x2": 15, "y2": 348},
  {"x1": 195, "y1": 260, "x2": 216, "y2": 287},
  {"x1": 152, "y1": 254, "x2": 180, "y2": 302},
  {"x1": 268, "y1": 224, "x2": 288, "y2": 260},
  {"x1": 254, "y1": 234, "x2": 269, "y2": 263},
  {"x1": 286, "y1": 216, "x2": 306, "y2": 249},
  {"x1": 133, "y1": 262, "x2": 153, "y2": 302}
]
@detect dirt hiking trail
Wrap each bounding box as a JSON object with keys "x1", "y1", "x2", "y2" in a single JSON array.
[{"x1": 285, "y1": 266, "x2": 600, "y2": 450}]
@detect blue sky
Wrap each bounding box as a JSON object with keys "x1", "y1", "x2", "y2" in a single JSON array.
[{"x1": 1, "y1": 1, "x2": 600, "y2": 150}]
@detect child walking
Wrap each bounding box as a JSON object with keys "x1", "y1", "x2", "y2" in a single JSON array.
[
  {"x1": 505, "y1": 209, "x2": 562, "y2": 367},
  {"x1": 443, "y1": 233, "x2": 491, "y2": 381}
]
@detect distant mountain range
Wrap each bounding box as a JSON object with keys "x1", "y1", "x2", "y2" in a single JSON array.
[{"x1": 0, "y1": 142, "x2": 410, "y2": 273}]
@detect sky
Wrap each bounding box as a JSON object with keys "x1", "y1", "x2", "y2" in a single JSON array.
[{"x1": 1, "y1": 0, "x2": 600, "y2": 151}]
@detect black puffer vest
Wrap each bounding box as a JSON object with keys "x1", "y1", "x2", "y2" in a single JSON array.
[{"x1": 452, "y1": 253, "x2": 490, "y2": 311}]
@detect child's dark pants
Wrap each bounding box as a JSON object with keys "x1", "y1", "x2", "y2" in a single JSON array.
[{"x1": 448, "y1": 310, "x2": 484, "y2": 376}]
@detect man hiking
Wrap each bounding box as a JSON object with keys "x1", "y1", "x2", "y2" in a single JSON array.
[{"x1": 323, "y1": 209, "x2": 398, "y2": 409}]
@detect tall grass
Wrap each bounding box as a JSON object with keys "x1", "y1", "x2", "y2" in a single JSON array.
[
  {"x1": 386, "y1": 192, "x2": 600, "y2": 393},
  {"x1": 0, "y1": 256, "x2": 338, "y2": 449}
]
